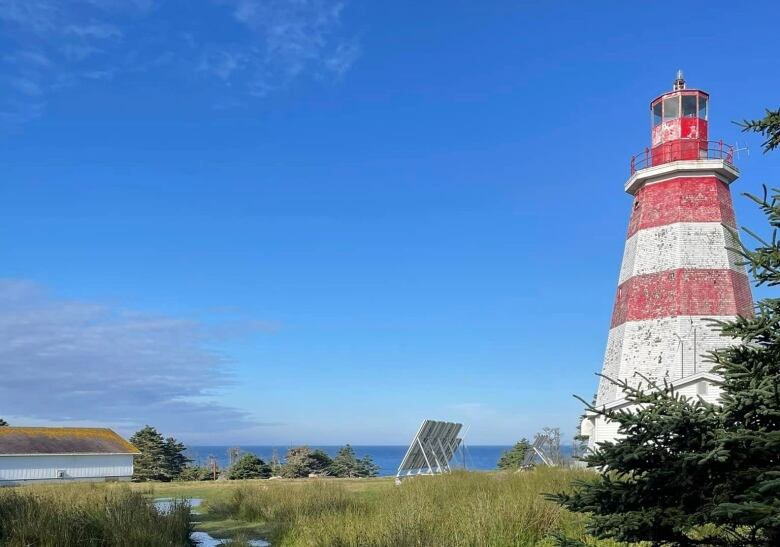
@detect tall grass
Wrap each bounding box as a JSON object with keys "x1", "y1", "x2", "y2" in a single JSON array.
[
  {"x1": 209, "y1": 468, "x2": 608, "y2": 547},
  {"x1": 0, "y1": 483, "x2": 192, "y2": 547}
]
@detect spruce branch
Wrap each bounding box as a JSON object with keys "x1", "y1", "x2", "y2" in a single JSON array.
[{"x1": 738, "y1": 108, "x2": 780, "y2": 153}]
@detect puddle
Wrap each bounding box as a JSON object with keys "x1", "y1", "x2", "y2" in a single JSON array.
[
  {"x1": 153, "y1": 497, "x2": 204, "y2": 513},
  {"x1": 191, "y1": 531, "x2": 269, "y2": 546},
  {"x1": 152, "y1": 498, "x2": 269, "y2": 546}
]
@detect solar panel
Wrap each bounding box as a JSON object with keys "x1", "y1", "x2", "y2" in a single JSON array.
[{"x1": 396, "y1": 419, "x2": 463, "y2": 478}]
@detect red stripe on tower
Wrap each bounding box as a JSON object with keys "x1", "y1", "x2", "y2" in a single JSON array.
[
  {"x1": 626, "y1": 176, "x2": 737, "y2": 238},
  {"x1": 611, "y1": 269, "x2": 753, "y2": 328}
]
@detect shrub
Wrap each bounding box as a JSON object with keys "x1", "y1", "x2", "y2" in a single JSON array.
[
  {"x1": 179, "y1": 465, "x2": 217, "y2": 481},
  {"x1": 228, "y1": 454, "x2": 272, "y2": 480}
]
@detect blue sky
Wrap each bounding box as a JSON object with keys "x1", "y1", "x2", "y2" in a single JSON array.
[{"x1": 1, "y1": 1, "x2": 779, "y2": 445}]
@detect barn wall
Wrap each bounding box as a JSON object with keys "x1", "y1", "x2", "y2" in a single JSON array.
[{"x1": 0, "y1": 454, "x2": 133, "y2": 484}]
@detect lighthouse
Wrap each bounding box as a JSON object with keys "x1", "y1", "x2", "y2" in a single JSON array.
[{"x1": 582, "y1": 72, "x2": 753, "y2": 447}]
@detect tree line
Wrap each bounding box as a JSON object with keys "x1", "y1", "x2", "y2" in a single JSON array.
[{"x1": 129, "y1": 425, "x2": 379, "y2": 481}]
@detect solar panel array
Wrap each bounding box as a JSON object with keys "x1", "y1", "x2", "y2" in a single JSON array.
[{"x1": 396, "y1": 419, "x2": 463, "y2": 477}]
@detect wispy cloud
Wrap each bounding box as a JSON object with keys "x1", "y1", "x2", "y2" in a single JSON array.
[
  {"x1": 0, "y1": 0, "x2": 359, "y2": 123},
  {"x1": 0, "y1": 0, "x2": 128, "y2": 124},
  {"x1": 200, "y1": 47, "x2": 248, "y2": 81},
  {"x1": 9, "y1": 77, "x2": 43, "y2": 97},
  {"x1": 0, "y1": 279, "x2": 275, "y2": 439},
  {"x1": 199, "y1": 0, "x2": 360, "y2": 98},
  {"x1": 0, "y1": 0, "x2": 60, "y2": 32},
  {"x1": 65, "y1": 22, "x2": 123, "y2": 39}
]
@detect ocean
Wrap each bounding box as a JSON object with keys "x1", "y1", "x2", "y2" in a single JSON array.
[{"x1": 185, "y1": 445, "x2": 573, "y2": 477}]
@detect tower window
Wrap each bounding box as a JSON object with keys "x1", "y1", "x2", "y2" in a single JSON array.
[
  {"x1": 653, "y1": 103, "x2": 662, "y2": 126},
  {"x1": 682, "y1": 95, "x2": 697, "y2": 118}
]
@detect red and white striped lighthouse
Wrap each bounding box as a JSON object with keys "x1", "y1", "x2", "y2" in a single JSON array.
[{"x1": 583, "y1": 72, "x2": 753, "y2": 446}]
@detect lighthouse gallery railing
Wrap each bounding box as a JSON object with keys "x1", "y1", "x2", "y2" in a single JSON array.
[{"x1": 630, "y1": 140, "x2": 735, "y2": 174}]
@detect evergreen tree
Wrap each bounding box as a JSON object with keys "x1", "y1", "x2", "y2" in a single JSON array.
[
  {"x1": 280, "y1": 446, "x2": 333, "y2": 478},
  {"x1": 163, "y1": 437, "x2": 191, "y2": 479},
  {"x1": 553, "y1": 116, "x2": 780, "y2": 546},
  {"x1": 329, "y1": 445, "x2": 378, "y2": 478},
  {"x1": 496, "y1": 439, "x2": 532, "y2": 470},
  {"x1": 0, "y1": 419, "x2": 8, "y2": 427},
  {"x1": 308, "y1": 449, "x2": 334, "y2": 475},
  {"x1": 740, "y1": 107, "x2": 780, "y2": 152},
  {"x1": 357, "y1": 454, "x2": 379, "y2": 477},
  {"x1": 227, "y1": 454, "x2": 272, "y2": 480},
  {"x1": 553, "y1": 376, "x2": 723, "y2": 545},
  {"x1": 129, "y1": 426, "x2": 189, "y2": 481},
  {"x1": 329, "y1": 445, "x2": 360, "y2": 477},
  {"x1": 703, "y1": 186, "x2": 780, "y2": 544},
  {"x1": 130, "y1": 426, "x2": 168, "y2": 482},
  {"x1": 280, "y1": 446, "x2": 309, "y2": 478}
]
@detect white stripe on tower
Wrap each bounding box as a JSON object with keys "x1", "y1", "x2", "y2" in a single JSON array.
[
  {"x1": 597, "y1": 316, "x2": 740, "y2": 405},
  {"x1": 618, "y1": 222, "x2": 745, "y2": 284}
]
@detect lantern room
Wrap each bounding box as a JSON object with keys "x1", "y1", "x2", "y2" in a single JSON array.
[
  {"x1": 649, "y1": 70, "x2": 708, "y2": 165},
  {"x1": 626, "y1": 71, "x2": 737, "y2": 194}
]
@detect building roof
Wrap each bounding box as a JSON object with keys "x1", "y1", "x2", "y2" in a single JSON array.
[
  {"x1": 0, "y1": 427, "x2": 140, "y2": 456},
  {"x1": 587, "y1": 371, "x2": 723, "y2": 414}
]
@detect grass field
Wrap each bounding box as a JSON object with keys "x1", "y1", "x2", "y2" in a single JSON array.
[
  {"x1": 133, "y1": 468, "x2": 621, "y2": 547},
  {"x1": 0, "y1": 483, "x2": 191, "y2": 547},
  {"x1": 132, "y1": 476, "x2": 397, "y2": 543},
  {"x1": 1, "y1": 469, "x2": 623, "y2": 546}
]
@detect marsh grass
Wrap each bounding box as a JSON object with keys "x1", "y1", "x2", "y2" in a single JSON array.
[
  {"x1": 207, "y1": 468, "x2": 613, "y2": 547},
  {"x1": 0, "y1": 483, "x2": 192, "y2": 547}
]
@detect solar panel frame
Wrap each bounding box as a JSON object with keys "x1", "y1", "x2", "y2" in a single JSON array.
[{"x1": 397, "y1": 419, "x2": 463, "y2": 477}]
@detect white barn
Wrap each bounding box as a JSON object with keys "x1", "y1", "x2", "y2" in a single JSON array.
[{"x1": 0, "y1": 427, "x2": 139, "y2": 485}]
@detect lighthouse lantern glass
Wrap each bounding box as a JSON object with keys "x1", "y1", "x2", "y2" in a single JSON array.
[
  {"x1": 663, "y1": 96, "x2": 679, "y2": 120},
  {"x1": 653, "y1": 103, "x2": 662, "y2": 126},
  {"x1": 682, "y1": 95, "x2": 697, "y2": 117},
  {"x1": 698, "y1": 96, "x2": 708, "y2": 120}
]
